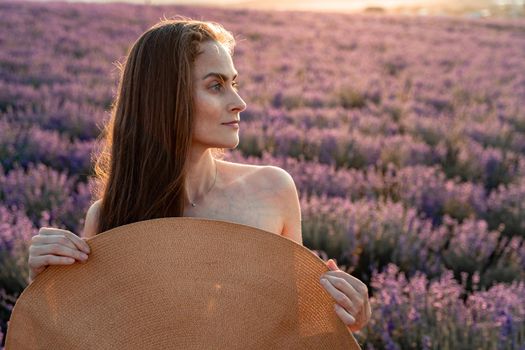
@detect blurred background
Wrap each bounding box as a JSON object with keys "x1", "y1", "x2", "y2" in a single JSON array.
[{"x1": 23, "y1": 0, "x2": 525, "y2": 18}]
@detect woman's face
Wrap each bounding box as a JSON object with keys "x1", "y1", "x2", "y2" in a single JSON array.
[{"x1": 192, "y1": 40, "x2": 247, "y2": 150}]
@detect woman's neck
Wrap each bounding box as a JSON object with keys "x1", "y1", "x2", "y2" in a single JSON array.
[{"x1": 185, "y1": 147, "x2": 218, "y2": 206}]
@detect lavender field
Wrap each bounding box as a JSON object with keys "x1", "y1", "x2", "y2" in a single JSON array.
[{"x1": 1, "y1": 1, "x2": 525, "y2": 348}]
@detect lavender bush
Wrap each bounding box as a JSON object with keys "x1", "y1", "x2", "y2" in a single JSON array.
[
  {"x1": 299, "y1": 194, "x2": 525, "y2": 290},
  {"x1": 0, "y1": 120, "x2": 95, "y2": 175},
  {"x1": 485, "y1": 178, "x2": 525, "y2": 239},
  {"x1": 0, "y1": 163, "x2": 92, "y2": 233},
  {"x1": 0, "y1": 205, "x2": 35, "y2": 343},
  {"x1": 358, "y1": 264, "x2": 525, "y2": 350}
]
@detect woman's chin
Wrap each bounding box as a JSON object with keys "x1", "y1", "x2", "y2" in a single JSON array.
[
  {"x1": 224, "y1": 137, "x2": 240, "y2": 149},
  {"x1": 224, "y1": 141, "x2": 239, "y2": 149},
  {"x1": 212, "y1": 139, "x2": 239, "y2": 149}
]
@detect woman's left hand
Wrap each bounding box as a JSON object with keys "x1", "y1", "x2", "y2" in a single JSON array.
[{"x1": 320, "y1": 259, "x2": 372, "y2": 333}]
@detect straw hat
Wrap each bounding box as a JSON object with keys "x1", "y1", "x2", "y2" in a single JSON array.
[{"x1": 6, "y1": 217, "x2": 361, "y2": 349}]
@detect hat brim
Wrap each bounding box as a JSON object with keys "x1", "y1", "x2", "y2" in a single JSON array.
[{"x1": 6, "y1": 217, "x2": 361, "y2": 349}]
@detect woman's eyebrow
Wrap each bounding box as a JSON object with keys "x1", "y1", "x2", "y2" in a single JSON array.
[{"x1": 202, "y1": 72, "x2": 238, "y2": 81}]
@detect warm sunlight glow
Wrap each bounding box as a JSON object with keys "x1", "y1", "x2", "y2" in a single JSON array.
[{"x1": 84, "y1": 0, "x2": 524, "y2": 18}]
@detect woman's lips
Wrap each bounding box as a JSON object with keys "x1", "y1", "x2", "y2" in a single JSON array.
[{"x1": 221, "y1": 121, "x2": 240, "y2": 128}]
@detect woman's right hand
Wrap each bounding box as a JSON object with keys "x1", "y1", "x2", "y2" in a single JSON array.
[{"x1": 28, "y1": 227, "x2": 91, "y2": 283}]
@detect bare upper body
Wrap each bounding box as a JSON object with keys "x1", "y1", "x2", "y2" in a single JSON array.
[{"x1": 82, "y1": 159, "x2": 303, "y2": 245}]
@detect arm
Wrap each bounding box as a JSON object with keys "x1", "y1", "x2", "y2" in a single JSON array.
[
  {"x1": 82, "y1": 200, "x2": 101, "y2": 239},
  {"x1": 27, "y1": 201, "x2": 98, "y2": 283}
]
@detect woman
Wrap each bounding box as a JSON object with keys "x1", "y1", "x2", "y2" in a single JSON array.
[{"x1": 27, "y1": 18, "x2": 371, "y2": 333}]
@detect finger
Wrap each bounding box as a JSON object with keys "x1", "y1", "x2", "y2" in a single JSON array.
[
  {"x1": 31, "y1": 235, "x2": 89, "y2": 261},
  {"x1": 326, "y1": 259, "x2": 339, "y2": 271},
  {"x1": 31, "y1": 242, "x2": 89, "y2": 263},
  {"x1": 323, "y1": 270, "x2": 368, "y2": 296},
  {"x1": 62, "y1": 230, "x2": 91, "y2": 254},
  {"x1": 334, "y1": 303, "x2": 356, "y2": 327},
  {"x1": 38, "y1": 227, "x2": 71, "y2": 236},
  {"x1": 327, "y1": 274, "x2": 371, "y2": 330},
  {"x1": 364, "y1": 298, "x2": 372, "y2": 322},
  {"x1": 29, "y1": 255, "x2": 77, "y2": 269},
  {"x1": 38, "y1": 228, "x2": 90, "y2": 254},
  {"x1": 320, "y1": 277, "x2": 360, "y2": 317},
  {"x1": 32, "y1": 234, "x2": 77, "y2": 251},
  {"x1": 323, "y1": 274, "x2": 363, "y2": 300}
]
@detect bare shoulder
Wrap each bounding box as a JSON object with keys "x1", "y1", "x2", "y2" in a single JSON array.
[
  {"x1": 217, "y1": 160, "x2": 302, "y2": 244},
  {"x1": 82, "y1": 199, "x2": 102, "y2": 239},
  {"x1": 255, "y1": 165, "x2": 302, "y2": 245},
  {"x1": 217, "y1": 159, "x2": 295, "y2": 191},
  {"x1": 256, "y1": 165, "x2": 297, "y2": 194}
]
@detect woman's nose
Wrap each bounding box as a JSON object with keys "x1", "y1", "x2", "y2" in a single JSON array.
[{"x1": 230, "y1": 94, "x2": 247, "y2": 113}]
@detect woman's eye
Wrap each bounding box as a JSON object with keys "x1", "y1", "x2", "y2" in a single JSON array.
[{"x1": 211, "y1": 82, "x2": 240, "y2": 92}]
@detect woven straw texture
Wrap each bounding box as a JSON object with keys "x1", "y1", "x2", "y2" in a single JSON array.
[{"x1": 6, "y1": 217, "x2": 361, "y2": 349}]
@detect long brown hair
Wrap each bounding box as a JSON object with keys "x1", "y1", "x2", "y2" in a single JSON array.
[{"x1": 91, "y1": 18, "x2": 235, "y2": 234}]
